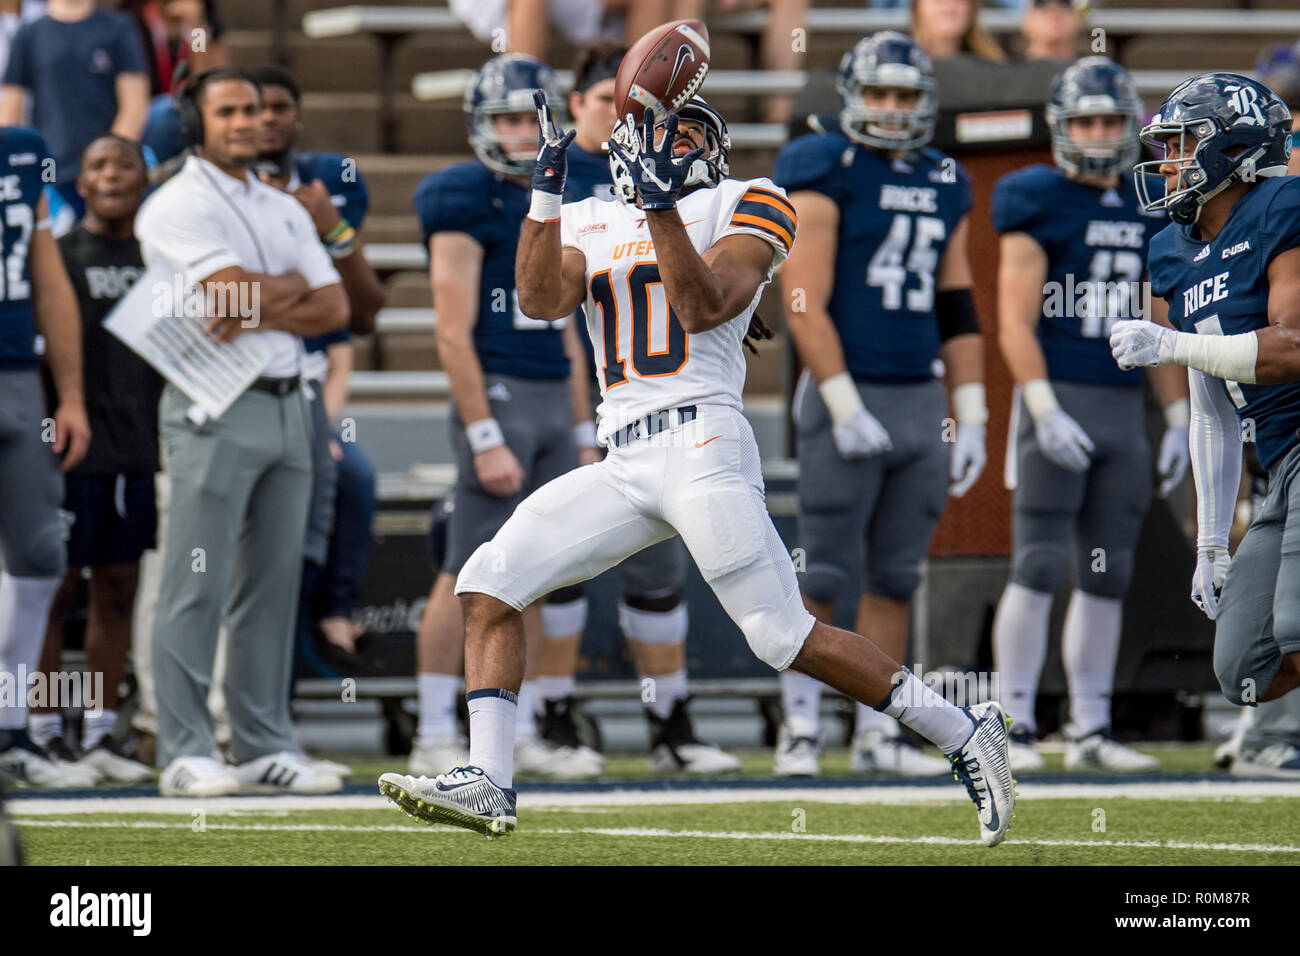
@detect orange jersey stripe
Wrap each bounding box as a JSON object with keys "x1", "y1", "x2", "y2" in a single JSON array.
[
  {"x1": 742, "y1": 188, "x2": 798, "y2": 223},
  {"x1": 730, "y1": 212, "x2": 793, "y2": 250}
]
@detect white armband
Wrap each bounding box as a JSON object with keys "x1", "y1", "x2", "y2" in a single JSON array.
[
  {"x1": 573, "y1": 420, "x2": 598, "y2": 448},
  {"x1": 466, "y1": 417, "x2": 506, "y2": 454},
  {"x1": 818, "y1": 371, "x2": 865, "y2": 425},
  {"x1": 1021, "y1": 379, "x2": 1060, "y2": 422},
  {"x1": 951, "y1": 382, "x2": 989, "y2": 426},
  {"x1": 527, "y1": 191, "x2": 562, "y2": 224},
  {"x1": 1170, "y1": 331, "x2": 1258, "y2": 384}
]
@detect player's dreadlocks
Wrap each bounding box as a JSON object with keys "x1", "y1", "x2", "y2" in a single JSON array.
[{"x1": 744, "y1": 313, "x2": 775, "y2": 354}]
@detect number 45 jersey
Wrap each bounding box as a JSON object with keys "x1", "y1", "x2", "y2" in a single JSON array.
[
  {"x1": 774, "y1": 132, "x2": 972, "y2": 383},
  {"x1": 560, "y1": 176, "x2": 796, "y2": 441},
  {"x1": 993, "y1": 163, "x2": 1163, "y2": 386}
]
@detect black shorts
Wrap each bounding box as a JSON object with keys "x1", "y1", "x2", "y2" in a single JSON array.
[{"x1": 64, "y1": 473, "x2": 157, "y2": 567}]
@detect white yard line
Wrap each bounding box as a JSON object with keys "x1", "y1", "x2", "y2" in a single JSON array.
[{"x1": 10, "y1": 818, "x2": 1299, "y2": 854}]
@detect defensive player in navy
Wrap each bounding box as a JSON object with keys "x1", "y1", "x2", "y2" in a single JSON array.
[
  {"x1": 772, "y1": 32, "x2": 988, "y2": 776},
  {"x1": 378, "y1": 87, "x2": 1015, "y2": 845},
  {"x1": 407, "y1": 55, "x2": 602, "y2": 780},
  {"x1": 0, "y1": 125, "x2": 93, "y2": 787},
  {"x1": 991, "y1": 58, "x2": 1189, "y2": 773},
  {"x1": 534, "y1": 41, "x2": 740, "y2": 773},
  {"x1": 1110, "y1": 73, "x2": 1300, "y2": 722}
]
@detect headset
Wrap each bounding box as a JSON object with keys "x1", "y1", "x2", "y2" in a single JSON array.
[{"x1": 173, "y1": 65, "x2": 261, "y2": 150}]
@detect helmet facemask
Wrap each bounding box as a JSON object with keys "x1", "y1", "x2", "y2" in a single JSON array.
[
  {"x1": 838, "y1": 65, "x2": 937, "y2": 151},
  {"x1": 1048, "y1": 101, "x2": 1141, "y2": 179}
]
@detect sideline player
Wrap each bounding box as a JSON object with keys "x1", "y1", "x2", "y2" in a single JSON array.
[
  {"x1": 0, "y1": 125, "x2": 93, "y2": 787},
  {"x1": 535, "y1": 40, "x2": 739, "y2": 773},
  {"x1": 772, "y1": 32, "x2": 988, "y2": 776},
  {"x1": 991, "y1": 57, "x2": 1189, "y2": 772},
  {"x1": 379, "y1": 89, "x2": 1015, "y2": 845},
  {"x1": 1109, "y1": 73, "x2": 1300, "y2": 727},
  {"x1": 407, "y1": 54, "x2": 601, "y2": 779}
]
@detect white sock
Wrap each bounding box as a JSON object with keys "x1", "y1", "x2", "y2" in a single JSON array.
[
  {"x1": 82, "y1": 709, "x2": 117, "y2": 750},
  {"x1": 27, "y1": 712, "x2": 61, "y2": 749},
  {"x1": 781, "y1": 670, "x2": 823, "y2": 732},
  {"x1": 515, "y1": 681, "x2": 538, "y2": 737},
  {"x1": 855, "y1": 701, "x2": 898, "y2": 738},
  {"x1": 416, "y1": 672, "x2": 460, "y2": 746},
  {"x1": 992, "y1": 582, "x2": 1054, "y2": 734},
  {"x1": 536, "y1": 674, "x2": 575, "y2": 704},
  {"x1": 1062, "y1": 590, "x2": 1124, "y2": 736},
  {"x1": 0, "y1": 573, "x2": 61, "y2": 730},
  {"x1": 646, "y1": 669, "x2": 687, "y2": 720},
  {"x1": 880, "y1": 669, "x2": 973, "y2": 755},
  {"x1": 467, "y1": 689, "x2": 517, "y2": 788}
]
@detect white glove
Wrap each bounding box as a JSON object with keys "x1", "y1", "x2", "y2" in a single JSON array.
[
  {"x1": 832, "y1": 408, "x2": 892, "y2": 459},
  {"x1": 1191, "y1": 546, "x2": 1231, "y2": 620},
  {"x1": 1157, "y1": 423, "x2": 1190, "y2": 497},
  {"x1": 949, "y1": 423, "x2": 986, "y2": 497},
  {"x1": 1034, "y1": 407, "x2": 1095, "y2": 472},
  {"x1": 1110, "y1": 319, "x2": 1175, "y2": 370}
]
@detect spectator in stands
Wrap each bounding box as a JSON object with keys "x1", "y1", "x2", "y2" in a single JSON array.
[
  {"x1": 910, "y1": 0, "x2": 1005, "y2": 63},
  {"x1": 1258, "y1": 42, "x2": 1300, "y2": 176},
  {"x1": 33, "y1": 135, "x2": 157, "y2": 786},
  {"x1": 1018, "y1": 0, "x2": 1081, "y2": 63},
  {"x1": 454, "y1": 0, "x2": 675, "y2": 64},
  {"x1": 0, "y1": 1, "x2": 46, "y2": 78},
  {"x1": 0, "y1": 0, "x2": 150, "y2": 219}
]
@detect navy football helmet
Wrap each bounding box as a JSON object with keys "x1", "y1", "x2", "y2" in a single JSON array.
[
  {"x1": 609, "y1": 95, "x2": 731, "y2": 204},
  {"x1": 836, "y1": 31, "x2": 938, "y2": 151},
  {"x1": 464, "y1": 54, "x2": 564, "y2": 177},
  {"x1": 1046, "y1": 57, "x2": 1142, "y2": 178},
  {"x1": 1134, "y1": 72, "x2": 1292, "y2": 225}
]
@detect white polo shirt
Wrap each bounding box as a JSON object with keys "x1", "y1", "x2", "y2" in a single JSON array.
[{"x1": 135, "y1": 154, "x2": 342, "y2": 378}]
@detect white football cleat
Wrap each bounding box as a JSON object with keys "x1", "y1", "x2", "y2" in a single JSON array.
[
  {"x1": 772, "y1": 719, "x2": 821, "y2": 777},
  {"x1": 159, "y1": 755, "x2": 241, "y2": 797},
  {"x1": 1064, "y1": 729, "x2": 1159, "y2": 772},
  {"x1": 80, "y1": 737, "x2": 154, "y2": 784},
  {"x1": 646, "y1": 698, "x2": 741, "y2": 773},
  {"x1": 0, "y1": 738, "x2": 98, "y2": 789},
  {"x1": 850, "y1": 730, "x2": 950, "y2": 776},
  {"x1": 1007, "y1": 728, "x2": 1046, "y2": 773},
  {"x1": 409, "y1": 735, "x2": 468, "y2": 776},
  {"x1": 231, "y1": 750, "x2": 343, "y2": 794},
  {"x1": 379, "y1": 765, "x2": 517, "y2": 837},
  {"x1": 514, "y1": 734, "x2": 603, "y2": 779},
  {"x1": 1231, "y1": 743, "x2": 1300, "y2": 779},
  {"x1": 949, "y1": 702, "x2": 1016, "y2": 847}
]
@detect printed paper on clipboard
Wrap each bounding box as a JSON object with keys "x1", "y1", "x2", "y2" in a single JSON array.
[{"x1": 104, "y1": 264, "x2": 271, "y2": 419}]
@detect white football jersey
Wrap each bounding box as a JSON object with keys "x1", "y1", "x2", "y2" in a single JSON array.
[{"x1": 560, "y1": 177, "x2": 797, "y2": 442}]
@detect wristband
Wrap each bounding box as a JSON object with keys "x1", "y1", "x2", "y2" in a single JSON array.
[
  {"x1": 951, "y1": 382, "x2": 989, "y2": 426},
  {"x1": 1163, "y1": 398, "x2": 1190, "y2": 429},
  {"x1": 528, "y1": 190, "x2": 562, "y2": 223},
  {"x1": 466, "y1": 417, "x2": 506, "y2": 454},
  {"x1": 1021, "y1": 379, "x2": 1060, "y2": 421},
  {"x1": 818, "y1": 371, "x2": 866, "y2": 425},
  {"x1": 573, "y1": 421, "x2": 598, "y2": 448},
  {"x1": 322, "y1": 220, "x2": 349, "y2": 243},
  {"x1": 1170, "y1": 330, "x2": 1258, "y2": 384}
]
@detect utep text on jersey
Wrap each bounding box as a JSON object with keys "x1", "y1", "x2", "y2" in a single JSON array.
[
  {"x1": 1150, "y1": 176, "x2": 1300, "y2": 468},
  {"x1": 994, "y1": 163, "x2": 1164, "y2": 386},
  {"x1": 0, "y1": 126, "x2": 51, "y2": 370},
  {"x1": 773, "y1": 131, "x2": 972, "y2": 382}
]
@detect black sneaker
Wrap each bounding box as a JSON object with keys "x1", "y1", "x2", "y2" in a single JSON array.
[
  {"x1": 646, "y1": 697, "x2": 741, "y2": 773},
  {"x1": 539, "y1": 697, "x2": 585, "y2": 750}
]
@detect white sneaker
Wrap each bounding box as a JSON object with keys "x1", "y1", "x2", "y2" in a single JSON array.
[
  {"x1": 950, "y1": 702, "x2": 1016, "y2": 847},
  {"x1": 850, "y1": 730, "x2": 950, "y2": 776},
  {"x1": 44, "y1": 736, "x2": 105, "y2": 786},
  {"x1": 0, "y1": 741, "x2": 98, "y2": 789},
  {"x1": 159, "y1": 755, "x2": 240, "y2": 797},
  {"x1": 232, "y1": 751, "x2": 343, "y2": 794},
  {"x1": 379, "y1": 765, "x2": 517, "y2": 837},
  {"x1": 1064, "y1": 729, "x2": 1159, "y2": 772},
  {"x1": 773, "y1": 719, "x2": 820, "y2": 777},
  {"x1": 307, "y1": 756, "x2": 352, "y2": 779},
  {"x1": 514, "y1": 734, "x2": 603, "y2": 779},
  {"x1": 81, "y1": 737, "x2": 154, "y2": 785},
  {"x1": 1231, "y1": 743, "x2": 1300, "y2": 779},
  {"x1": 409, "y1": 736, "x2": 468, "y2": 776},
  {"x1": 1007, "y1": 728, "x2": 1046, "y2": 773}
]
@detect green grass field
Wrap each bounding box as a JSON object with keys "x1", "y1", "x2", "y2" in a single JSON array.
[{"x1": 10, "y1": 744, "x2": 1300, "y2": 865}]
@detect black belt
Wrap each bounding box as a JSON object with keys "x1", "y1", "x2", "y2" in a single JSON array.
[
  {"x1": 249, "y1": 376, "x2": 301, "y2": 397},
  {"x1": 609, "y1": 405, "x2": 697, "y2": 448}
]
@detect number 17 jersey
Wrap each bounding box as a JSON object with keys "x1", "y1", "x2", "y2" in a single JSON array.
[{"x1": 560, "y1": 177, "x2": 797, "y2": 441}]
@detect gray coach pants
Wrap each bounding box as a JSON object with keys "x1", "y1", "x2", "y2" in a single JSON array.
[{"x1": 152, "y1": 383, "x2": 312, "y2": 767}]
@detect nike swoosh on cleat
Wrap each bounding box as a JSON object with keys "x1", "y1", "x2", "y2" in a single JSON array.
[{"x1": 695, "y1": 435, "x2": 722, "y2": 447}]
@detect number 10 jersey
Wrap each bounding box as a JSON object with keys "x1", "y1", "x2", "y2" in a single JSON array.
[{"x1": 560, "y1": 177, "x2": 797, "y2": 443}]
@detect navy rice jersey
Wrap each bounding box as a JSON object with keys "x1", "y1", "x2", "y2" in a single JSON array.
[
  {"x1": 993, "y1": 164, "x2": 1161, "y2": 387},
  {"x1": 774, "y1": 132, "x2": 973, "y2": 383},
  {"x1": 414, "y1": 159, "x2": 568, "y2": 380},
  {"x1": 1149, "y1": 176, "x2": 1300, "y2": 469},
  {"x1": 0, "y1": 126, "x2": 51, "y2": 370}
]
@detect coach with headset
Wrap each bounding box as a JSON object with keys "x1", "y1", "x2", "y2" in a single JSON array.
[{"x1": 136, "y1": 67, "x2": 348, "y2": 796}]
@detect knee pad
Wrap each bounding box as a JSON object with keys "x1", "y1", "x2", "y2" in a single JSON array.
[
  {"x1": 739, "y1": 588, "x2": 816, "y2": 671},
  {"x1": 1213, "y1": 631, "x2": 1266, "y2": 707},
  {"x1": 623, "y1": 589, "x2": 682, "y2": 613},
  {"x1": 542, "y1": 589, "x2": 587, "y2": 637},
  {"x1": 800, "y1": 562, "x2": 850, "y2": 605},
  {"x1": 11, "y1": 525, "x2": 67, "y2": 579},
  {"x1": 865, "y1": 561, "x2": 921, "y2": 603},
  {"x1": 619, "y1": 600, "x2": 687, "y2": 645},
  {"x1": 1011, "y1": 541, "x2": 1068, "y2": 594},
  {"x1": 1076, "y1": 549, "x2": 1134, "y2": 600}
]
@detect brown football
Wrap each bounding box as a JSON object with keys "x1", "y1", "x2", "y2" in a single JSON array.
[{"x1": 613, "y1": 19, "x2": 711, "y2": 126}]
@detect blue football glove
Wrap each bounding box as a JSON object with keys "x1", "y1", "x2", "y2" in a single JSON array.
[
  {"x1": 532, "y1": 89, "x2": 575, "y2": 196},
  {"x1": 607, "y1": 110, "x2": 704, "y2": 210}
]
